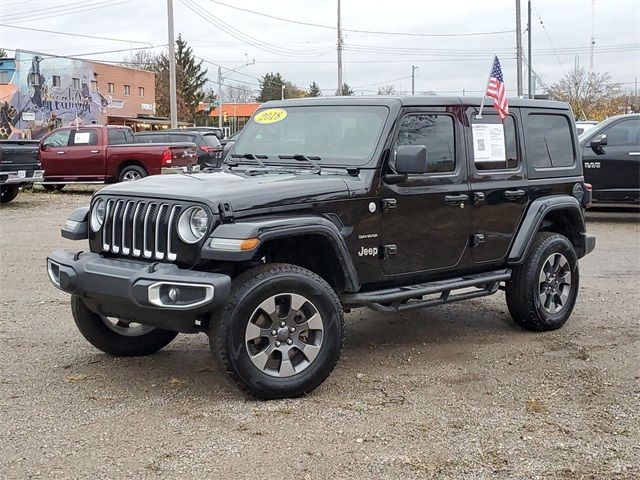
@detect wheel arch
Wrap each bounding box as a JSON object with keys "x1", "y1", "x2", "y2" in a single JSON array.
[
  {"x1": 203, "y1": 215, "x2": 360, "y2": 293},
  {"x1": 509, "y1": 195, "x2": 587, "y2": 264}
]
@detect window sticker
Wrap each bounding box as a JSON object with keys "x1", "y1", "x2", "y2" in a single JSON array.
[
  {"x1": 472, "y1": 123, "x2": 506, "y2": 162},
  {"x1": 253, "y1": 108, "x2": 288, "y2": 124},
  {"x1": 74, "y1": 132, "x2": 92, "y2": 144}
]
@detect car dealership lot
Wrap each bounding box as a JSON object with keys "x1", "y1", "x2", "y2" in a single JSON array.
[{"x1": 1, "y1": 188, "x2": 638, "y2": 479}]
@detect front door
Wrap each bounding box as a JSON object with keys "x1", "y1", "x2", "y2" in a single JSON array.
[
  {"x1": 583, "y1": 117, "x2": 640, "y2": 203},
  {"x1": 466, "y1": 108, "x2": 529, "y2": 264},
  {"x1": 40, "y1": 128, "x2": 72, "y2": 179},
  {"x1": 66, "y1": 128, "x2": 104, "y2": 178},
  {"x1": 381, "y1": 109, "x2": 470, "y2": 276}
]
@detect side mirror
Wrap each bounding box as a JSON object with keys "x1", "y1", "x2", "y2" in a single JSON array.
[
  {"x1": 222, "y1": 141, "x2": 235, "y2": 160},
  {"x1": 40, "y1": 143, "x2": 49, "y2": 151},
  {"x1": 395, "y1": 145, "x2": 428, "y2": 174},
  {"x1": 590, "y1": 133, "x2": 608, "y2": 149}
]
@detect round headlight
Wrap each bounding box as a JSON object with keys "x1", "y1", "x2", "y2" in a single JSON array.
[
  {"x1": 90, "y1": 198, "x2": 106, "y2": 231},
  {"x1": 178, "y1": 206, "x2": 209, "y2": 244}
]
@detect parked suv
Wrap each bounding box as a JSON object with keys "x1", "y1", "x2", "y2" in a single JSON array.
[
  {"x1": 47, "y1": 97, "x2": 595, "y2": 399},
  {"x1": 135, "y1": 130, "x2": 223, "y2": 169},
  {"x1": 580, "y1": 113, "x2": 639, "y2": 205}
]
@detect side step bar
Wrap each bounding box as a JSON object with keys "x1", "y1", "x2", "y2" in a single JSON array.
[{"x1": 342, "y1": 269, "x2": 511, "y2": 313}]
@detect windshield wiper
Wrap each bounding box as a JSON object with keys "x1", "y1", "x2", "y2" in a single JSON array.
[
  {"x1": 278, "y1": 154, "x2": 321, "y2": 170},
  {"x1": 230, "y1": 153, "x2": 268, "y2": 168}
]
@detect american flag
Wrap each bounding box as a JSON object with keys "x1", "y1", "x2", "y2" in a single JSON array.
[{"x1": 485, "y1": 56, "x2": 509, "y2": 120}]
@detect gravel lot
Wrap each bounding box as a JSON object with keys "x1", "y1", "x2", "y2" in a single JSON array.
[{"x1": 1, "y1": 187, "x2": 639, "y2": 479}]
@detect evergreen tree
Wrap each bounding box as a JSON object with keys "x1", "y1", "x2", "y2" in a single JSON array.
[
  {"x1": 308, "y1": 81, "x2": 322, "y2": 97},
  {"x1": 336, "y1": 83, "x2": 355, "y2": 96},
  {"x1": 257, "y1": 72, "x2": 286, "y2": 102}
]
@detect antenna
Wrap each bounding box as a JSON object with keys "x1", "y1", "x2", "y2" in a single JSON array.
[{"x1": 589, "y1": 0, "x2": 595, "y2": 70}]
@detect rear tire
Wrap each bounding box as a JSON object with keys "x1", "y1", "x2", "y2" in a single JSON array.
[
  {"x1": 210, "y1": 264, "x2": 344, "y2": 400},
  {"x1": 506, "y1": 232, "x2": 579, "y2": 331},
  {"x1": 119, "y1": 165, "x2": 147, "y2": 182},
  {"x1": 71, "y1": 296, "x2": 178, "y2": 356},
  {"x1": 0, "y1": 185, "x2": 20, "y2": 203}
]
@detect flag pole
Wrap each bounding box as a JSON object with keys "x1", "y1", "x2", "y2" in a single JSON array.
[{"x1": 477, "y1": 54, "x2": 497, "y2": 119}]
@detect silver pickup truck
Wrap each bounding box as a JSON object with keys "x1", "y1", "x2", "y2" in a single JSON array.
[{"x1": 0, "y1": 139, "x2": 44, "y2": 203}]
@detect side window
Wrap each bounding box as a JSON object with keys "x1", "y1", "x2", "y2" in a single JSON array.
[
  {"x1": 471, "y1": 114, "x2": 519, "y2": 171},
  {"x1": 525, "y1": 113, "x2": 575, "y2": 168},
  {"x1": 43, "y1": 129, "x2": 71, "y2": 148},
  {"x1": 396, "y1": 113, "x2": 455, "y2": 173},
  {"x1": 123, "y1": 129, "x2": 135, "y2": 144},
  {"x1": 108, "y1": 130, "x2": 128, "y2": 145},
  {"x1": 69, "y1": 129, "x2": 98, "y2": 146},
  {"x1": 601, "y1": 119, "x2": 640, "y2": 147}
]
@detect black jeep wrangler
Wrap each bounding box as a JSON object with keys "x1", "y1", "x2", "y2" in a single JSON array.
[{"x1": 47, "y1": 97, "x2": 595, "y2": 399}]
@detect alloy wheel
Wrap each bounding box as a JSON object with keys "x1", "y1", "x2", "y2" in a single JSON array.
[
  {"x1": 101, "y1": 316, "x2": 155, "y2": 337},
  {"x1": 538, "y1": 253, "x2": 572, "y2": 314},
  {"x1": 244, "y1": 293, "x2": 324, "y2": 378}
]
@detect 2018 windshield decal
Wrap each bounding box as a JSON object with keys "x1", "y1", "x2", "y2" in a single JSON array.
[{"x1": 254, "y1": 109, "x2": 287, "y2": 124}]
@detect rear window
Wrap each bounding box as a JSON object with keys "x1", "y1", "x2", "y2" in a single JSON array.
[
  {"x1": 108, "y1": 129, "x2": 134, "y2": 145},
  {"x1": 202, "y1": 133, "x2": 221, "y2": 147},
  {"x1": 166, "y1": 133, "x2": 196, "y2": 143},
  {"x1": 136, "y1": 133, "x2": 165, "y2": 143},
  {"x1": 471, "y1": 114, "x2": 519, "y2": 171},
  {"x1": 525, "y1": 113, "x2": 575, "y2": 168}
]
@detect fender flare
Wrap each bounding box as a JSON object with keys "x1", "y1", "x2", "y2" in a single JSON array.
[
  {"x1": 202, "y1": 215, "x2": 360, "y2": 292},
  {"x1": 508, "y1": 195, "x2": 586, "y2": 264}
]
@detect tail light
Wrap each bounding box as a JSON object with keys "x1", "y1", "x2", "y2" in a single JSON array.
[
  {"x1": 161, "y1": 149, "x2": 172, "y2": 166},
  {"x1": 584, "y1": 183, "x2": 593, "y2": 209}
]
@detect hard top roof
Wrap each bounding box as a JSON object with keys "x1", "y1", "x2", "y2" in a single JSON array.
[{"x1": 262, "y1": 95, "x2": 570, "y2": 110}]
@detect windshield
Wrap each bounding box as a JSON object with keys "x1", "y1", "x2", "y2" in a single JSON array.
[{"x1": 231, "y1": 105, "x2": 389, "y2": 166}]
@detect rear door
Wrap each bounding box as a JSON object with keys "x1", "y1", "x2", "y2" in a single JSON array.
[
  {"x1": 66, "y1": 128, "x2": 104, "y2": 178},
  {"x1": 465, "y1": 108, "x2": 528, "y2": 265},
  {"x1": 583, "y1": 117, "x2": 640, "y2": 203},
  {"x1": 380, "y1": 108, "x2": 470, "y2": 276},
  {"x1": 40, "y1": 129, "x2": 72, "y2": 179}
]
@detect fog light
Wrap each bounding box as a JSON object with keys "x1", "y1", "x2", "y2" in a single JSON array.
[{"x1": 168, "y1": 287, "x2": 180, "y2": 302}]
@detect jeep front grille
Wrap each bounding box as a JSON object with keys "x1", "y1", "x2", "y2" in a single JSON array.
[{"x1": 101, "y1": 199, "x2": 183, "y2": 261}]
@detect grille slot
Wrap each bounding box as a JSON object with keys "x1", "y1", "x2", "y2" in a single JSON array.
[{"x1": 100, "y1": 198, "x2": 187, "y2": 262}]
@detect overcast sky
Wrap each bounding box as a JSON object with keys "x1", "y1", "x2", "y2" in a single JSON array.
[{"x1": 2, "y1": 0, "x2": 638, "y2": 97}]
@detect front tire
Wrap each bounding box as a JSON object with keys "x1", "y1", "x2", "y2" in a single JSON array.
[
  {"x1": 71, "y1": 296, "x2": 178, "y2": 356},
  {"x1": 506, "y1": 232, "x2": 579, "y2": 331},
  {"x1": 0, "y1": 185, "x2": 20, "y2": 203},
  {"x1": 210, "y1": 264, "x2": 344, "y2": 400}
]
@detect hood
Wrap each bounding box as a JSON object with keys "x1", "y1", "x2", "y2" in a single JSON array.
[{"x1": 99, "y1": 169, "x2": 351, "y2": 213}]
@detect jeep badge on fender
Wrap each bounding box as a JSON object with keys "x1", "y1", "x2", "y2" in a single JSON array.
[{"x1": 47, "y1": 96, "x2": 595, "y2": 400}]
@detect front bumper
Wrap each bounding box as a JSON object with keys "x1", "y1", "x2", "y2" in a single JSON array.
[
  {"x1": 47, "y1": 250, "x2": 231, "y2": 333},
  {"x1": 0, "y1": 170, "x2": 44, "y2": 185}
]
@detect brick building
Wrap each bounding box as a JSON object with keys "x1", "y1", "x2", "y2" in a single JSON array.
[{"x1": 0, "y1": 50, "x2": 163, "y2": 140}]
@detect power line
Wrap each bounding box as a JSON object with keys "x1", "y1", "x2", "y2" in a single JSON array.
[
  {"x1": 531, "y1": 3, "x2": 567, "y2": 76},
  {"x1": 0, "y1": 23, "x2": 152, "y2": 45},
  {"x1": 0, "y1": 0, "x2": 132, "y2": 24},
  {"x1": 205, "y1": 0, "x2": 515, "y2": 37}
]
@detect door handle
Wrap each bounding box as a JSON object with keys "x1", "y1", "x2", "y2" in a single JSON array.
[
  {"x1": 504, "y1": 189, "x2": 525, "y2": 200},
  {"x1": 629, "y1": 152, "x2": 640, "y2": 156},
  {"x1": 445, "y1": 194, "x2": 469, "y2": 205},
  {"x1": 56, "y1": 151, "x2": 66, "y2": 155},
  {"x1": 90, "y1": 150, "x2": 99, "y2": 153}
]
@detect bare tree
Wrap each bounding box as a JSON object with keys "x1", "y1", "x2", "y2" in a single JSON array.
[
  {"x1": 222, "y1": 83, "x2": 255, "y2": 103},
  {"x1": 120, "y1": 50, "x2": 156, "y2": 71},
  {"x1": 548, "y1": 68, "x2": 625, "y2": 120},
  {"x1": 377, "y1": 84, "x2": 396, "y2": 95}
]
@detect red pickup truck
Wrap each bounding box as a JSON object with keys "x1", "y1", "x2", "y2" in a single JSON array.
[{"x1": 39, "y1": 125, "x2": 198, "y2": 188}]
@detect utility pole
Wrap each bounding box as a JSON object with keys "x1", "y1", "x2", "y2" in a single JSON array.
[
  {"x1": 589, "y1": 0, "x2": 596, "y2": 70},
  {"x1": 281, "y1": 84, "x2": 286, "y2": 100},
  {"x1": 217, "y1": 66, "x2": 223, "y2": 129},
  {"x1": 515, "y1": 0, "x2": 523, "y2": 97},
  {"x1": 337, "y1": 0, "x2": 343, "y2": 94},
  {"x1": 411, "y1": 65, "x2": 418, "y2": 95},
  {"x1": 167, "y1": 0, "x2": 178, "y2": 128},
  {"x1": 527, "y1": 0, "x2": 532, "y2": 98}
]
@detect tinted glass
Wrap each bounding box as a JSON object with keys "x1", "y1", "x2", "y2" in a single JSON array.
[
  {"x1": 526, "y1": 114, "x2": 575, "y2": 168},
  {"x1": 233, "y1": 106, "x2": 389, "y2": 166},
  {"x1": 471, "y1": 114, "x2": 518, "y2": 170},
  {"x1": 43, "y1": 129, "x2": 71, "y2": 147},
  {"x1": 135, "y1": 133, "x2": 164, "y2": 144},
  {"x1": 395, "y1": 114, "x2": 455, "y2": 173},
  {"x1": 202, "y1": 133, "x2": 221, "y2": 147},
  {"x1": 108, "y1": 130, "x2": 128, "y2": 145},
  {"x1": 166, "y1": 133, "x2": 196, "y2": 143},
  {"x1": 602, "y1": 119, "x2": 640, "y2": 147},
  {"x1": 69, "y1": 129, "x2": 98, "y2": 146}
]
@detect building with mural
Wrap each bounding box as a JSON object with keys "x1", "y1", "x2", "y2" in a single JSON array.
[{"x1": 0, "y1": 49, "x2": 157, "y2": 140}]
